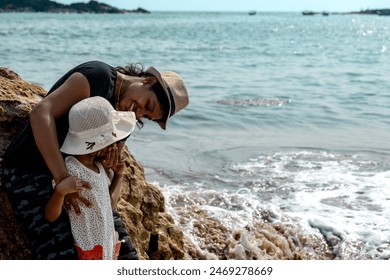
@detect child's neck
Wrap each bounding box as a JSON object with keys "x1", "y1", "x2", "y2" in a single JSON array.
[{"x1": 74, "y1": 154, "x2": 99, "y2": 173}]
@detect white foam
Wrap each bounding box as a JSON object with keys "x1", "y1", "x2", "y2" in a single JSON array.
[{"x1": 154, "y1": 150, "x2": 390, "y2": 259}]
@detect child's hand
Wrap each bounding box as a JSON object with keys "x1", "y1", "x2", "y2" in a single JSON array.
[
  {"x1": 111, "y1": 152, "x2": 126, "y2": 176},
  {"x1": 55, "y1": 176, "x2": 85, "y2": 196},
  {"x1": 56, "y1": 176, "x2": 92, "y2": 213},
  {"x1": 97, "y1": 144, "x2": 118, "y2": 169},
  {"x1": 97, "y1": 143, "x2": 126, "y2": 176}
]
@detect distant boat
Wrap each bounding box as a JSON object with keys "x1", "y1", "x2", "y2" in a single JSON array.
[
  {"x1": 377, "y1": 9, "x2": 390, "y2": 16},
  {"x1": 322, "y1": 11, "x2": 329, "y2": 16},
  {"x1": 248, "y1": 10, "x2": 256, "y2": 15},
  {"x1": 302, "y1": 10, "x2": 315, "y2": 15}
]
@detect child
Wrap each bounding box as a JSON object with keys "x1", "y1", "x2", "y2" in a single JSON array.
[{"x1": 45, "y1": 96, "x2": 136, "y2": 260}]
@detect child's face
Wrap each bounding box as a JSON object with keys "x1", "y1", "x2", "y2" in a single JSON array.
[{"x1": 96, "y1": 143, "x2": 117, "y2": 158}]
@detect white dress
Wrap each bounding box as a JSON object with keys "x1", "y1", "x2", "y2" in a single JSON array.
[{"x1": 65, "y1": 156, "x2": 116, "y2": 260}]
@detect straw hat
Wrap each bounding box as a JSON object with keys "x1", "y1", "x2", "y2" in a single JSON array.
[
  {"x1": 61, "y1": 96, "x2": 136, "y2": 155},
  {"x1": 145, "y1": 67, "x2": 189, "y2": 130}
]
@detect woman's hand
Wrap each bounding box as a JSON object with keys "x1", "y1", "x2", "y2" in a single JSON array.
[{"x1": 58, "y1": 176, "x2": 92, "y2": 214}]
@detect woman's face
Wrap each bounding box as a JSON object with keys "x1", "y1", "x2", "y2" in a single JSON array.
[{"x1": 118, "y1": 80, "x2": 164, "y2": 122}]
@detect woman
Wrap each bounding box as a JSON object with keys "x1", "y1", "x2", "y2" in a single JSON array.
[{"x1": 2, "y1": 60, "x2": 189, "y2": 260}]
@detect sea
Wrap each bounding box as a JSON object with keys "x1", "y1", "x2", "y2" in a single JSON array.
[{"x1": 1, "y1": 11, "x2": 390, "y2": 260}]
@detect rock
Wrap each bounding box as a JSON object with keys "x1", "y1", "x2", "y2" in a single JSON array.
[
  {"x1": 132, "y1": 7, "x2": 151, "y2": 14},
  {"x1": 0, "y1": 68, "x2": 45, "y2": 259},
  {"x1": 0, "y1": 67, "x2": 188, "y2": 260},
  {"x1": 0, "y1": 68, "x2": 46, "y2": 155},
  {"x1": 170, "y1": 204, "x2": 335, "y2": 260},
  {"x1": 0, "y1": 0, "x2": 150, "y2": 14}
]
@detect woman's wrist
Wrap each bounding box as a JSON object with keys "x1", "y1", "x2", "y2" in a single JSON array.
[
  {"x1": 52, "y1": 173, "x2": 72, "y2": 188},
  {"x1": 53, "y1": 173, "x2": 72, "y2": 186}
]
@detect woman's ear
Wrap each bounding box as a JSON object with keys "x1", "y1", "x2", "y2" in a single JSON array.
[{"x1": 142, "y1": 77, "x2": 157, "y2": 86}]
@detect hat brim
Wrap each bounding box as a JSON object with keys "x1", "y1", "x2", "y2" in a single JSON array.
[
  {"x1": 61, "y1": 111, "x2": 136, "y2": 155},
  {"x1": 145, "y1": 67, "x2": 171, "y2": 130},
  {"x1": 146, "y1": 67, "x2": 189, "y2": 130}
]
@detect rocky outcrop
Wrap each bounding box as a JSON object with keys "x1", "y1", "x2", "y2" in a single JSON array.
[
  {"x1": 0, "y1": 67, "x2": 46, "y2": 259},
  {"x1": 0, "y1": 0, "x2": 150, "y2": 14},
  {"x1": 0, "y1": 67, "x2": 192, "y2": 260}
]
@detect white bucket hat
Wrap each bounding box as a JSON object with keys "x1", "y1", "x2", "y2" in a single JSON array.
[{"x1": 61, "y1": 96, "x2": 136, "y2": 155}]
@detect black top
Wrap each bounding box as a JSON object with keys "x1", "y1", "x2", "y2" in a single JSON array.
[{"x1": 4, "y1": 61, "x2": 118, "y2": 172}]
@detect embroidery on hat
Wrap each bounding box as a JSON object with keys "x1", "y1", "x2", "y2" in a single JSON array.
[
  {"x1": 84, "y1": 132, "x2": 118, "y2": 151},
  {"x1": 96, "y1": 132, "x2": 117, "y2": 146},
  {"x1": 85, "y1": 142, "x2": 95, "y2": 150}
]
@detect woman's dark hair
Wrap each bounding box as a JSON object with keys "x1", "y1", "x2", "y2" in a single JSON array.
[
  {"x1": 115, "y1": 63, "x2": 169, "y2": 128},
  {"x1": 115, "y1": 62, "x2": 144, "y2": 77}
]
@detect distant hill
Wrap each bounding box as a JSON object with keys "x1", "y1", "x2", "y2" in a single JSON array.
[{"x1": 0, "y1": 0, "x2": 151, "y2": 13}]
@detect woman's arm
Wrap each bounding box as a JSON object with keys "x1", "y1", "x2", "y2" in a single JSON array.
[{"x1": 30, "y1": 72, "x2": 90, "y2": 185}]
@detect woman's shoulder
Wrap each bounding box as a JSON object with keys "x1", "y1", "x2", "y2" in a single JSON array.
[
  {"x1": 48, "y1": 61, "x2": 115, "y2": 94},
  {"x1": 79, "y1": 60, "x2": 111, "y2": 68},
  {"x1": 75, "y1": 61, "x2": 115, "y2": 75},
  {"x1": 77, "y1": 61, "x2": 116, "y2": 85}
]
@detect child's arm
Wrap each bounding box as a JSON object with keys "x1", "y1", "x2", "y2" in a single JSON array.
[
  {"x1": 107, "y1": 148, "x2": 126, "y2": 209},
  {"x1": 97, "y1": 141, "x2": 127, "y2": 209},
  {"x1": 109, "y1": 171, "x2": 124, "y2": 210},
  {"x1": 45, "y1": 176, "x2": 85, "y2": 222}
]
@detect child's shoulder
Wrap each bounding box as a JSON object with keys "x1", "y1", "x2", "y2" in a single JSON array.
[
  {"x1": 64, "y1": 156, "x2": 82, "y2": 168},
  {"x1": 65, "y1": 155, "x2": 76, "y2": 163},
  {"x1": 94, "y1": 160, "x2": 106, "y2": 174},
  {"x1": 94, "y1": 160, "x2": 112, "y2": 179}
]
